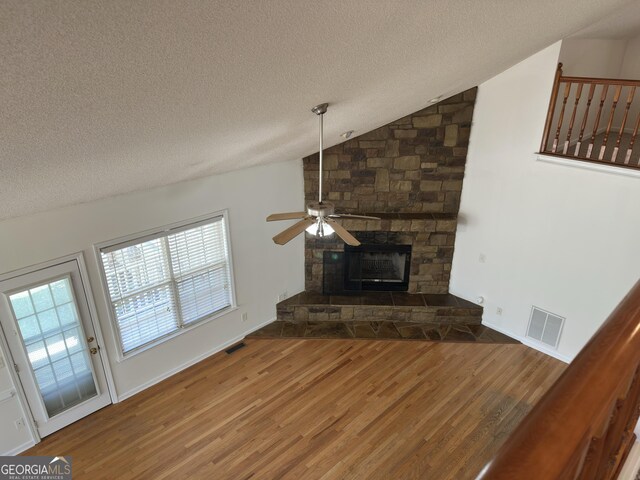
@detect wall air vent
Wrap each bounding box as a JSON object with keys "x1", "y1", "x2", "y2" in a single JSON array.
[{"x1": 526, "y1": 306, "x2": 565, "y2": 349}]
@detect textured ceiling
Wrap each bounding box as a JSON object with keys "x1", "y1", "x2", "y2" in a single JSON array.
[
  {"x1": 571, "y1": 0, "x2": 640, "y2": 39},
  {"x1": 0, "y1": 0, "x2": 633, "y2": 220}
]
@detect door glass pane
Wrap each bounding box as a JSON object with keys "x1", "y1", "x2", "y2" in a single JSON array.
[{"x1": 9, "y1": 277, "x2": 98, "y2": 418}]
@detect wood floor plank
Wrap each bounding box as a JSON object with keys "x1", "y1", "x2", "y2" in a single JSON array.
[{"x1": 23, "y1": 338, "x2": 565, "y2": 479}]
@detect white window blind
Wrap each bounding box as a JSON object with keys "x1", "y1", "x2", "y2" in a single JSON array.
[{"x1": 99, "y1": 216, "x2": 233, "y2": 355}]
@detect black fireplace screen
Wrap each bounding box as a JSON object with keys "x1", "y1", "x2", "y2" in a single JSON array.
[{"x1": 323, "y1": 244, "x2": 411, "y2": 294}]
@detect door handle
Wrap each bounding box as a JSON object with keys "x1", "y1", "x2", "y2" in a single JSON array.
[
  {"x1": 90, "y1": 347, "x2": 98, "y2": 355},
  {"x1": 87, "y1": 337, "x2": 95, "y2": 343}
]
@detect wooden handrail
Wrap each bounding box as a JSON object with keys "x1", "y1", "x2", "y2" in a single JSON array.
[
  {"x1": 560, "y1": 76, "x2": 640, "y2": 87},
  {"x1": 539, "y1": 63, "x2": 640, "y2": 170},
  {"x1": 477, "y1": 280, "x2": 640, "y2": 480}
]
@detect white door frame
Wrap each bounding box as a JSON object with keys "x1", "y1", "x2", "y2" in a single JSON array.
[
  {"x1": 0, "y1": 314, "x2": 39, "y2": 444},
  {"x1": 0, "y1": 252, "x2": 117, "y2": 443}
]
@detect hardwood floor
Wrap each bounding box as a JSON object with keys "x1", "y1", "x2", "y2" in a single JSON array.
[{"x1": 24, "y1": 338, "x2": 565, "y2": 479}]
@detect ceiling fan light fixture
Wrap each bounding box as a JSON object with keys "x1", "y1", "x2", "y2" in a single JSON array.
[{"x1": 306, "y1": 218, "x2": 334, "y2": 237}]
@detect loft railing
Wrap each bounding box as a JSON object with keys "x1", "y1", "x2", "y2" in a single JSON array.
[
  {"x1": 476, "y1": 280, "x2": 640, "y2": 480},
  {"x1": 540, "y1": 63, "x2": 640, "y2": 170}
]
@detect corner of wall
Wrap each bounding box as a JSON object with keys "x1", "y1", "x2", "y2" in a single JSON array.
[{"x1": 450, "y1": 41, "x2": 640, "y2": 361}]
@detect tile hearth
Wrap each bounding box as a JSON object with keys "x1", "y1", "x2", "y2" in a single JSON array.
[
  {"x1": 249, "y1": 291, "x2": 518, "y2": 344},
  {"x1": 249, "y1": 320, "x2": 516, "y2": 343},
  {"x1": 277, "y1": 291, "x2": 484, "y2": 324}
]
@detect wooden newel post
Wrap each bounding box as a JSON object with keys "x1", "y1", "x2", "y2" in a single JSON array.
[{"x1": 540, "y1": 63, "x2": 564, "y2": 153}]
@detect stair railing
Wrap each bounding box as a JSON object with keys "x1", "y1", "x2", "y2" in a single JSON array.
[{"x1": 540, "y1": 63, "x2": 640, "y2": 170}]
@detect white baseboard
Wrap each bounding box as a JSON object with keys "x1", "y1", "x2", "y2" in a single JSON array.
[
  {"x1": 2, "y1": 439, "x2": 36, "y2": 456},
  {"x1": 117, "y1": 317, "x2": 276, "y2": 402},
  {"x1": 482, "y1": 320, "x2": 573, "y2": 364},
  {"x1": 537, "y1": 154, "x2": 640, "y2": 179},
  {"x1": 617, "y1": 440, "x2": 640, "y2": 480}
]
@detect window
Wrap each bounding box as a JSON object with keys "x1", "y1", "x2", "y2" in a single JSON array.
[{"x1": 98, "y1": 214, "x2": 234, "y2": 356}]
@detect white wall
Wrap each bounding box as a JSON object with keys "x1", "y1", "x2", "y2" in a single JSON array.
[
  {"x1": 559, "y1": 38, "x2": 627, "y2": 77},
  {"x1": 450, "y1": 41, "x2": 640, "y2": 362},
  {"x1": 621, "y1": 33, "x2": 640, "y2": 78},
  {"x1": 0, "y1": 159, "x2": 305, "y2": 454},
  {"x1": 620, "y1": 34, "x2": 640, "y2": 127}
]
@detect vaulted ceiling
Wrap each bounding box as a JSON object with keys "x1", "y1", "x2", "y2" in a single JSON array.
[{"x1": 0, "y1": 0, "x2": 633, "y2": 219}]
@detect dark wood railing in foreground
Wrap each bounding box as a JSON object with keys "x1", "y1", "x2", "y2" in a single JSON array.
[
  {"x1": 476, "y1": 280, "x2": 640, "y2": 480},
  {"x1": 540, "y1": 63, "x2": 640, "y2": 170}
]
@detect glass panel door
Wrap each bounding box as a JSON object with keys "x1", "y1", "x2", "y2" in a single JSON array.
[
  {"x1": 9, "y1": 276, "x2": 98, "y2": 418},
  {"x1": 0, "y1": 258, "x2": 111, "y2": 438}
]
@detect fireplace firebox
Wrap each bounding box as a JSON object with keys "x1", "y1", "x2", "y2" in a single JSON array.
[
  {"x1": 322, "y1": 244, "x2": 411, "y2": 293},
  {"x1": 344, "y1": 244, "x2": 411, "y2": 291}
]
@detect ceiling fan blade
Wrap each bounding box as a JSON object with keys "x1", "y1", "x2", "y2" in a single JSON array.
[
  {"x1": 325, "y1": 218, "x2": 361, "y2": 246},
  {"x1": 272, "y1": 218, "x2": 314, "y2": 245},
  {"x1": 266, "y1": 212, "x2": 308, "y2": 222},
  {"x1": 328, "y1": 214, "x2": 381, "y2": 220}
]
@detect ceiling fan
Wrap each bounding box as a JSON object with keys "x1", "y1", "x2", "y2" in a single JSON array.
[{"x1": 267, "y1": 103, "x2": 379, "y2": 246}]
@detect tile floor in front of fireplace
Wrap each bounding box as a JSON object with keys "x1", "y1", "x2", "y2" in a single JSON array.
[{"x1": 249, "y1": 320, "x2": 518, "y2": 343}]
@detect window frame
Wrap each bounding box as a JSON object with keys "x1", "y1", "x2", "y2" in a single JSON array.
[{"x1": 94, "y1": 210, "x2": 237, "y2": 361}]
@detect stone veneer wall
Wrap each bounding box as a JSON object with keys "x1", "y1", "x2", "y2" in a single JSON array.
[{"x1": 304, "y1": 88, "x2": 477, "y2": 294}]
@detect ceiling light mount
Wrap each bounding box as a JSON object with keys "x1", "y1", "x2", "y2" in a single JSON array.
[{"x1": 311, "y1": 103, "x2": 328, "y2": 116}]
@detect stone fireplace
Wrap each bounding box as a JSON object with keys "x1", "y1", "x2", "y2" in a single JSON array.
[
  {"x1": 304, "y1": 88, "x2": 477, "y2": 294},
  {"x1": 264, "y1": 88, "x2": 485, "y2": 339}
]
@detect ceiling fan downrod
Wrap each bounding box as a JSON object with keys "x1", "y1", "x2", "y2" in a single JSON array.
[{"x1": 311, "y1": 103, "x2": 328, "y2": 205}]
